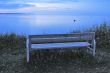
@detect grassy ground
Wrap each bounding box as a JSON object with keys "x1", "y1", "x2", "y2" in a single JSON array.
[
  {"x1": 0, "y1": 23, "x2": 110, "y2": 73},
  {"x1": 0, "y1": 48, "x2": 110, "y2": 73}
]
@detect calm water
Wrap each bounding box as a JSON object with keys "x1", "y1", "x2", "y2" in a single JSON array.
[{"x1": 0, "y1": 14, "x2": 110, "y2": 35}]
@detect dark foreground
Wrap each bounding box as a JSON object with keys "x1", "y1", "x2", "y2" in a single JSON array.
[{"x1": 0, "y1": 48, "x2": 110, "y2": 73}]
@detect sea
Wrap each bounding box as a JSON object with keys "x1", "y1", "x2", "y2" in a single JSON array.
[{"x1": 0, "y1": 14, "x2": 110, "y2": 35}]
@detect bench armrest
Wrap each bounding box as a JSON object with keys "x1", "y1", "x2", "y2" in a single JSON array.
[{"x1": 93, "y1": 39, "x2": 96, "y2": 47}]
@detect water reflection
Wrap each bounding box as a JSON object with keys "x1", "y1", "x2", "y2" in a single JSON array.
[{"x1": 0, "y1": 14, "x2": 110, "y2": 35}]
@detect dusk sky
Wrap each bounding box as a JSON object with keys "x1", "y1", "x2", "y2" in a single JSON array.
[
  {"x1": 0, "y1": 0, "x2": 110, "y2": 34},
  {"x1": 0, "y1": 0, "x2": 110, "y2": 15}
]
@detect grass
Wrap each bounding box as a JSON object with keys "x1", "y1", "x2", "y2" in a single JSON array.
[
  {"x1": 89, "y1": 22, "x2": 110, "y2": 49},
  {"x1": 0, "y1": 23, "x2": 110, "y2": 73},
  {"x1": 0, "y1": 48, "x2": 110, "y2": 73}
]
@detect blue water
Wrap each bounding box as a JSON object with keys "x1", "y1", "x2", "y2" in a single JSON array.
[{"x1": 0, "y1": 14, "x2": 110, "y2": 35}]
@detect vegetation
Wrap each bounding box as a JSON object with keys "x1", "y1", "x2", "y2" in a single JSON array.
[
  {"x1": 0, "y1": 23, "x2": 110, "y2": 73},
  {"x1": 72, "y1": 22, "x2": 110, "y2": 49},
  {"x1": 91, "y1": 22, "x2": 110, "y2": 49},
  {"x1": 0, "y1": 33, "x2": 26, "y2": 50}
]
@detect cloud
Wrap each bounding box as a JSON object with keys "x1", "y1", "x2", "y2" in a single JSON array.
[
  {"x1": 80, "y1": 0, "x2": 110, "y2": 2},
  {"x1": 0, "y1": 0, "x2": 110, "y2": 15},
  {"x1": 0, "y1": 3, "x2": 35, "y2": 13},
  {"x1": 0, "y1": 4, "x2": 35, "y2": 9},
  {"x1": 0, "y1": 0, "x2": 79, "y2": 3},
  {"x1": 31, "y1": 0, "x2": 79, "y2": 3},
  {"x1": 0, "y1": 0, "x2": 110, "y2": 3},
  {"x1": 33, "y1": 2, "x2": 110, "y2": 15},
  {"x1": 0, "y1": 0, "x2": 13, "y2": 2}
]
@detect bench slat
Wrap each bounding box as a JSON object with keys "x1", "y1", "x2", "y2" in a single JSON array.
[
  {"x1": 29, "y1": 32, "x2": 95, "y2": 38},
  {"x1": 31, "y1": 37, "x2": 81, "y2": 44},
  {"x1": 29, "y1": 32, "x2": 95, "y2": 44},
  {"x1": 30, "y1": 37, "x2": 92, "y2": 44},
  {"x1": 31, "y1": 42, "x2": 91, "y2": 49}
]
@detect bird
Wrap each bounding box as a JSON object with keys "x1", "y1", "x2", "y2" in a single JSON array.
[{"x1": 73, "y1": 19, "x2": 76, "y2": 22}]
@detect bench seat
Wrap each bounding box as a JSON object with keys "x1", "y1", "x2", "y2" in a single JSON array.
[{"x1": 32, "y1": 42, "x2": 91, "y2": 49}]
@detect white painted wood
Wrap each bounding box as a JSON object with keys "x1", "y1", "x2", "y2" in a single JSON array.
[
  {"x1": 26, "y1": 38, "x2": 29, "y2": 62},
  {"x1": 32, "y1": 42, "x2": 91, "y2": 49},
  {"x1": 87, "y1": 46, "x2": 93, "y2": 51},
  {"x1": 93, "y1": 39, "x2": 96, "y2": 56},
  {"x1": 26, "y1": 32, "x2": 96, "y2": 62}
]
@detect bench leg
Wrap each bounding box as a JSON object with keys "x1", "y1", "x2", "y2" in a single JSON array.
[
  {"x1": 26, "y1": 47, "x2": 29, "y2": 62},
  {"x1": 26, "y1": 38, "x2": 30, "y2": 63},
  {"x1": 92, "y1": 39, "x2": 96, "y2": 56}
]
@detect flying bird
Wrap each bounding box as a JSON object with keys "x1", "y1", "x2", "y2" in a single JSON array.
[{"x1": 73, "y1": 19, "x2": 76, "y2": 22}]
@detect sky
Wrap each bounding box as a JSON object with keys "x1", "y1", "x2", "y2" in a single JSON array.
[
  {"x1": 0, "y1": 0, "x2": 110, "y2": 15},
  {"x1": 0, "y1": 0, "x2": 110, "y2": 34}
]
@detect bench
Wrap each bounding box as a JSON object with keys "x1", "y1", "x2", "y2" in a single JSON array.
[{"x1": 26, "y1": 32, "x2": 96, "y2": 62}]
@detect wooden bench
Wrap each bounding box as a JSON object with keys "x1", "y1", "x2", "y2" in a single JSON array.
[{"x1": 26, "y1": 32, "x2": 96, "y2": 62}]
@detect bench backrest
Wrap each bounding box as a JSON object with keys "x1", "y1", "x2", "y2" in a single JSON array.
[{"x1": 28, "y1": 32, "x2": 95, "y2": 44}]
